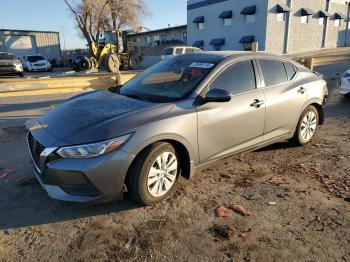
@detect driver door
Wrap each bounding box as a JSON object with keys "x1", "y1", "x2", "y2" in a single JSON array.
[{"x1": 196, "y1": 60, "x2": 266, "y2": 163}]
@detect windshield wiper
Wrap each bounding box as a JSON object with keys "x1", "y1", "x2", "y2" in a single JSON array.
[{"x1": 123, "y1": 93, "x2": 152, "y2": 102}]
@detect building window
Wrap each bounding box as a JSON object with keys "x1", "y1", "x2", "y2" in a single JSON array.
[
  {"x1": 334, "y1": 19, "x2": 341, "y2": 27},
  {"x1": 224, "y1": 18, "x2": 232, "y2": 26},
  {"x1": 193, "y1": 40, "x2": 204, "y2": 50},
  {"x1": 301, "y1": 15, "x2": 309, "y2": 24},
  {"x1": 277, "y1": 13, "x2": 285, "y2": 22},
  {"x1": 197, "y1": 22, "x2": 204, "y2": 30},
  {"x1": 219, "y1": 10, "x2": 233, "y2": 26},
  {"x1": 318, "y1": 17, "x2": 325, "y2": 25},
  {"x1": 300, "y1": 8, "x2": 314, "y2": 24},
  {"x1": 154, "y1": 35, "x2": 160, "y2": 41},
  {"x1": 239, "y1": 35, "x2": 255, "y2": 51},
  {"x1": 245, "y1": 15, "x2": 256, "y2": 23},
  {"x1": 210, "y1": 38, "x2": 225, "y2": 51},
  {"x1": 193, "y1": 16, "x2": 205, "y2": 30}
]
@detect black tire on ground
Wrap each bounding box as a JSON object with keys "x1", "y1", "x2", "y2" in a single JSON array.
[
  {"x1": 291, "y1": 105, "x2": 319, "y2": 146},
  {"x1": 90, "y1": 57, "x2": 98, "y2": 69},
  {"x1": 80, "y1": 57, "x2": 92, "y2": 71},
  {"x1": 126, "y1": 142, "x2": 180, "y2": 205},
  {"x1": 104, "y1": 54, "x2": 120, "y2": 73},
  {"x1": 345, "y1": 93, "x2": 350, "y2": 98},
  {"x1": 18, "y1": 72, "x2": 24, "y2": 77}
]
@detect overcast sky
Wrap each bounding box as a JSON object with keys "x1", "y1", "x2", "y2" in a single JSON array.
[{"x1": 0, "y1": 0, "x2": 187, "y2": 50}]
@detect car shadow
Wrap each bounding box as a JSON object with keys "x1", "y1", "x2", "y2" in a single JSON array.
[
  {"x1": 255, "y1": 140, "x2": 299, "y2": 152},
  {"x1": 0, "y1": 184, "x2": 144, "y2": 230}
]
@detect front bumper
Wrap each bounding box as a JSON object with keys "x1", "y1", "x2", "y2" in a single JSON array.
[
  {"x1": 27, "y1": 132, "x2": 135, "y2": 203},
  {"x1": 340, "y1": 78, "x2": 350, "y2": 95},
  {"x1": 0, "y1": 64, "x2": 23, "y2": 74},
  {"x1": 28, "y1": 66, "x2": 51, "y2": 72}
]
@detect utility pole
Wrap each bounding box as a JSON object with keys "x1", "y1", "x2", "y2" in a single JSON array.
[
  {"x1": 322, "y1": 0, "x2": 331, "y2": 48},
  {"x1": 344, "y1": 2, "x2": 350, "y2": 46},
  {"x1": 283, "y1": 0, "x2": 293, "y2": 54}
]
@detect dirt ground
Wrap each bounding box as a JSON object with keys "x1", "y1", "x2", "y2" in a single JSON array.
[{"x1": 0, "y1": 65, "x2": 349, "y2": 261}]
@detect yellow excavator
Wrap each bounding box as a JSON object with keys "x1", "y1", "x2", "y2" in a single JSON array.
[{"x1": 78, "y1": 40, "x2": 141, "y2": 72}]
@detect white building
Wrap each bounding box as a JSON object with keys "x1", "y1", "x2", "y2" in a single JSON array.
[
  {"x1": 187, "y1": 0, "x2": 350, "y2": 54},
  {"x1": 0, "y1": 29, "x2": 61, "y2": 59}
]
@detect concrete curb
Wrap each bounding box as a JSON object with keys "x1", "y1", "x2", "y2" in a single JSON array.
[{"x1": 0, "y1": 72, "x2": 137, "y2": 97}]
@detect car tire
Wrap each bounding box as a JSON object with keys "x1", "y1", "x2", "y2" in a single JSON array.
[
  {"x1": 291, "y1": 105, "x2": 319, "y2": 146},
  {"x1": 126, "y1": 142, "x2": 180, "y2": 205},
  {"x1": 104, "y1": 54, "x2": 120, "y2": 73},
  {"x1": 18, "y1": 72, "x2": 24, "y2": 77},
  {"x1": 80, "y1": 57, "x2": 92, "y2": 71}
]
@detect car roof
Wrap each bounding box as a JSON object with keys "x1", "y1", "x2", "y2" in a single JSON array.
[
  {"x1": 177, "y1": 51, "x2": 294, "y2": 64},
  {"x1": 164, "y1": 46, "x2": 199, "y2": 49}
]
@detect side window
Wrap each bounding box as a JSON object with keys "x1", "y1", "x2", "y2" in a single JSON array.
[
  {"x1": 185, "y1": 48, "x2": 195, "y2": 53},
  {"x1": 209, "y1": 60, "x2": 256, "y2": 95},
  {"x1": 175, "y1": 48, "x2": 183, "y2": 55},
  {"x1": 284, "y1": 62, "x2": 297, "y2": 80},
  {"x1": 259, "y1": 59, "x2": 288, "y2": 86}
]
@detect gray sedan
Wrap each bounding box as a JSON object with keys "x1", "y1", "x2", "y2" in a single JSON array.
[{"x1": 27, "y1": 52, "x2": 328, "y2": 205}]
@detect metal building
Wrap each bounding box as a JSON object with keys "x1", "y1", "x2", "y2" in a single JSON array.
[
  {"x1": 127, "y1": 25, "x2": 187, "y2": 48},
  {"x1": 187, "y1": 0, "x2": 350, "y2": 54},
  {"x1": 0, "y1": 29, "x2": 61, "y2": 59}
]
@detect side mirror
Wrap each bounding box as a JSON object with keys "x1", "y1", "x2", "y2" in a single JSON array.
[{"x1": 205, "y1": 88, "x2": 231, "y2": 103}]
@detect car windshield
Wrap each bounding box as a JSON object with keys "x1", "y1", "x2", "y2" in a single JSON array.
[
  {"x1": 27, "y1": 56, "x2": 45, "y2": 62},
  {"x1": 161, "y1": 48, "x2": 173, "y2": 56},
  {"x1": 0, "y1": 53, "x2": 16, "y2": 60},
  {"x1": 120, "y1": 58, "x2": 216, "y2": 102}
]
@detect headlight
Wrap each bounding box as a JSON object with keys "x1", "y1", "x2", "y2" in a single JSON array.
[
  {"x1": 56, "y1": 134, "x2": 132, "y2": 159},
  {"x1": 14, "y1": 60, "x2": 21, "y2": 66}
]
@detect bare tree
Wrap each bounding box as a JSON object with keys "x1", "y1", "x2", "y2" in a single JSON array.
[
  {"x1": 104, "y1": 0, "x2": 148, "y2": 52},
  {"x1": 63, "y1": 0, "x2": 109, "y2": 56},
  {"x1": 64, "y1": 0, "x2": 148, "y2": 55}
]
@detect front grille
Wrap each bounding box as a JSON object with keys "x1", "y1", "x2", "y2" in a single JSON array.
[
  {"x1": 28, "y1": 133, "x2": 45, "y2": 169},
  {"x1": 61, "y1": 184, "x2": 100, "y2": 196},
  {"x1": 0, "y1": 65, "x2": 15, "y2": 69}
]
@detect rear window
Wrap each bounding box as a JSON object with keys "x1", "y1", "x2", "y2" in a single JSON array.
[
  {"x1": 284, "y1": 62, "x2": 297, "y2": 80},
  {"x1": 0, "y1": 53, "x2": 16, "y2": 60},
  {"x1": 259, "y1": 59, "x2": 288, "y2": 86},
  {"x1": 161, "y1": 48, "x2": 173, "y2": 56}
]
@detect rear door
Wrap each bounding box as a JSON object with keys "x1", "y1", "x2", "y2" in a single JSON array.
[
  {"x1": 197, "y1": 60, "x2": 266, "y2": 163},
  {"x1": 256, "y1": 59, "x2": 307, "y2": 141}
]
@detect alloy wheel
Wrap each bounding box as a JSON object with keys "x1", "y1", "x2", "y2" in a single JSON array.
[
  {"x1": 300, "y1": 111, "x2": 317, "y2": 142},
  {"x1": 147, "y1": 152, "x2": 178, "y2": 197}
]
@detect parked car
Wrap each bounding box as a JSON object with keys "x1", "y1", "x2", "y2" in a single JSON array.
[
  {"x1": 0, "y1": 52, "x2": 23, "y2": 77},
  {"x1": 27, "y1": 52, "x2": 328, "y2": 205},
  {"x1": 340, "y1": 69, "x2": 350, "y2": 97},
  {"x1": 22, "y1": 55, "x2": 52, "y2": 72},
  {"x1": 161, "y1": 46, "x2": 202, "y2": 60}
]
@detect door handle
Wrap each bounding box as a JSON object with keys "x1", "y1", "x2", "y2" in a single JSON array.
[
  {"x1": 250, "y1": 99, "x2": 264, "y2": 108},
  {"x1": 298, "y1": 87, "x2": 307, "y2": 94}
]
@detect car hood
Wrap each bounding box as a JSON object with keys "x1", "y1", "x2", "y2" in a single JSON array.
[
  {"x1": 39, "y1": 90, "x2": 174, "y2": 145},
  {"x1": 0, "y1": 59, "x2": 17, "y2": 65}
]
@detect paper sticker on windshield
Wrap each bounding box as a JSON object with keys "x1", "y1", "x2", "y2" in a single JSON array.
[{"x1": 189, "y1": 62, "x2": 214, "y2": 69}]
